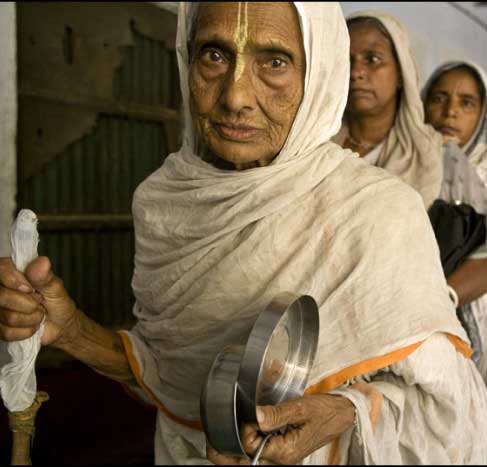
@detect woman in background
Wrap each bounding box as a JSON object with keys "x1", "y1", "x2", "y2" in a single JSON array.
[
  {"x1": 336, "y1": 11, "x2": 487, "y2": 384},
  {"x1": 423, "y1": 61, "x2": 487, "y2": 186},
  {"x1": 333, "y1": 11, "x2": 443, "y2": 208},
  {"x1": 423, "y1": 61, "x2": 487, "y2": 382}
]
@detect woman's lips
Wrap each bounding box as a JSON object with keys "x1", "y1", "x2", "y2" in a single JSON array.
[
  {"x1": 350, "y1": 89, "x2": 373, "y2": 96},
  {"x1": 215, "y1": 123, "x2": 260, "y2": 141},
  {"x1": 439, "y1": 126, "x2": 459, "y2": 136}
]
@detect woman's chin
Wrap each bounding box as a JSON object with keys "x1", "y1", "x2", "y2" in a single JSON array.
[{"x1": 208, "y1": 140, "x2": 274, "y2": 168}]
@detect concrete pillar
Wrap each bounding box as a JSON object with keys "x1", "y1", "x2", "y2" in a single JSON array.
[{"x1": 0, "y1": 3, "x2": 17, "y2": 257}]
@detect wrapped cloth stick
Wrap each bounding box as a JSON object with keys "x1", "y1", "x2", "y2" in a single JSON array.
[{"x1": 0, "y1": 209, "x2": 49, "y2": 465}]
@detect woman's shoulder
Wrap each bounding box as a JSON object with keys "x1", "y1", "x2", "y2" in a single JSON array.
[{"x1": 325, "y1": 153, "x2": 425, "y2": 215}]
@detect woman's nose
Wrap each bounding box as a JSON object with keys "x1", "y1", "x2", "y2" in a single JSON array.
[
  {"x1": 219, "y1": 64, "x2": 256, "y2": 114},
  {"x1": 350, "y1": 61, "x2": 366, "y2": 81},
  {"x1": 445, "y1": 100, "x2": 459, "y2": 118}
]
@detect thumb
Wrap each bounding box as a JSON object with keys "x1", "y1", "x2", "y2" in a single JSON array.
[
  {"x1": 25, "y1": 256, "x2": 63, "y2": 297},
  {"x1": 256, "y1": 399, "x2": 308, "y2": 433}
]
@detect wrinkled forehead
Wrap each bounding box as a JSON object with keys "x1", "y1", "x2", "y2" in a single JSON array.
[{"x1": 189, "y1": 2, "x2": 303, "y2": 51}]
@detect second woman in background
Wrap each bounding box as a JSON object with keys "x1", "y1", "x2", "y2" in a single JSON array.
[{"x1": 423, "y1": 61, "x2": 487, "y2": 382}]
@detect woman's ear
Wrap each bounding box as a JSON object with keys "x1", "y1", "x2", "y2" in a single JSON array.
[{"x1": 397, "y1": 76, "x2": 403, "y2": 90}]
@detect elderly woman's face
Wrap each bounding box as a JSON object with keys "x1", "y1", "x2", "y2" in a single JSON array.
[
  {"x1": 346, "y1": 23, "x2": 402, "y2": 118},
  {"x1": 189, "y1": 2, "x2": 305, "y2": 169},
  {"x1": 425, "y1": 68, "x2": 483, "y2": 147}
]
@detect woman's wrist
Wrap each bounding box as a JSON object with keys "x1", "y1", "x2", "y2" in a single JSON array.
[
  {"x1": 318, "y1": 394, "x2": 357, "y2": 442},
  {"x1": 51, "y1": 309, "x2": 135, "y2": 384},
  {"x1": 50, "y1": 308, "x2": 83, "y2": 351}
]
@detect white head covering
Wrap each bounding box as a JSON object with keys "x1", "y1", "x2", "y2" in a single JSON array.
[
  {"x1": 123, "y1": 2, "x2": 468, "y2": 427},
  {"x1": 422, "y1": 60, "x2": 487, "y2": 188},
  {"x1": 334, "y1": 10, "x2": 444, "y2": 208}
]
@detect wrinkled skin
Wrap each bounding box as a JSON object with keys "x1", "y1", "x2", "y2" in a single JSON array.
[
  {"x1": 0, "y1": 257, "x2": 76, "y2": 346},
  {"x1": 425, "y1": 67, "x2": 483, "y2": 147},
  {"x1": 207, "y1": 394, "x2": 356, "y2": 465},
  {"x1": 189, "y1": 2, "x2": 305, "y2": 170},
  {"x1": 0, "y1": 256, "x2": 136, "y2": 383}
]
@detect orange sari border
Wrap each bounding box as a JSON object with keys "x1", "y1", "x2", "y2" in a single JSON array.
[
  {"x1": 319, "y1": 333, "x2": 472, "y2": 465},
  {"x1": 118, "y1": 330, "x2": 204, "y2": 431},
  {"x1": 306, "y1": 333, "x2": 472, "y2": 395},
  {"x1": 118, "y1": 330, "x2": 471, "y2": 434}
]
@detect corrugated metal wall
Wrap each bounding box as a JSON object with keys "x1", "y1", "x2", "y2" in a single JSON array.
[
  {"x1": 114, "y1": 23, "x2": 181, "y2": 109},
  {"x1": 18, "y1": 27, "x2": 179, "y2": 327}
]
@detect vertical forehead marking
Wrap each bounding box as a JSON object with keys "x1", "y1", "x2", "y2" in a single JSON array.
[{"x1": 233, "y1": 2, "x2": 248, "y2": 82}]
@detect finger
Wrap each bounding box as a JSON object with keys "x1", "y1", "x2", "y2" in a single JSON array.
[
  {"x1": 256, "y1": 398, "x2": 309, "y2": 432},
  {"x1": 0, "y1": 307, "x2": 45, "y2": 328},
  {"x1": 258, "y1": 424, "x2": 308, "y2": 465},
  {"x1": 0, "y1": 258, "x2": 33, "y2": 292},
  {"x1": 240, "y1": 423, "x2": 265, "y2": 456},
  {"x1": 0, "y1": 287, "x2": 43, "y2": 314},
  {"x1": 0, "y1": 322, "x2": 39, "y2": 341},
  {"x1": 26, "y1": 257, "x2": 67, "y2": 301},
  {"x1": 25, "y1": 257, "x2": 57, "y2": 292}
]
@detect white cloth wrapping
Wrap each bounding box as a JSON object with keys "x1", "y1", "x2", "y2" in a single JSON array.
[
  {"x1": 0, "y1": 209, "x2": 44, "y2": 412},
  {"x1": 333, "y1": 10, "x2": 444, "y2": 209},
  {"x1": 118, "y1": 2, "x2": 487, "y2": 464},
  {"x1": 321, "y1": 333, "x2": 487, "y2": 465}
]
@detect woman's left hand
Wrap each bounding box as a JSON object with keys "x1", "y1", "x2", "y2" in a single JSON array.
[{"x1": 207, "y1": 393, "x2": 355, "y2": 465}]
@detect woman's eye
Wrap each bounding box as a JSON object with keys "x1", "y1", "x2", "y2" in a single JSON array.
[
  {"x1": 430, "y1": 94, "x2": 446, "y2": 104},
  {"x1": 208, "y1": 50, "x2": 223, "y2": 62},
  {"x1": 200, "y1": 48, "x2": 225, "y2": 64},
  {"x1": 461, "y1": 99, "x2": 475, "y2": 108},
  {"x1": 271, "y1": 58, "x2": 284, "y2": 68},
  {"x1": 367, "y1": 55, "x2": 380, "y2": 64},
  {"x1": 263, "y1": 57, "x2": 288, "y2": 70}
]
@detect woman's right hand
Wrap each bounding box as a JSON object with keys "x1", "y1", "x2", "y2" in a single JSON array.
[{"x1": 0, "y1": 256, "x2": 79, "y2": 346}]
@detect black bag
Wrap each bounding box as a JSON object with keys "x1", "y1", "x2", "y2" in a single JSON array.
[{"x1": 428, "y1": 199, "x2": 486, "y2": 277}]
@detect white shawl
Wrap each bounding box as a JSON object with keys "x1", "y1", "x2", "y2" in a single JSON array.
[{"x1": 334, "y1": 10, "x2": 444, "y2": 208}]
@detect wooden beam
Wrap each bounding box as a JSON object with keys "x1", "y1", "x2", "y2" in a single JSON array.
[{"x1": 37, "y1": 214, "x2": 134, "y2": 232}]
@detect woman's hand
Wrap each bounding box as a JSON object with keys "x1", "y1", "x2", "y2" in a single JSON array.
[
  {"x1": 206, "y1": 393, "x2": 355, "y2": 465},
  {"x1": 448, "y1": 258, "x2": 487, "y2": 307},
  {"x1": 0, "y1": 256, "x2": 79, "y2": 346}
]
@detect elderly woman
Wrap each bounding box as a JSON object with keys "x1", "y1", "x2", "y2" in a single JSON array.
[
  {"x1": 333, "y1": 11, "x2": 443, "y2": 208},
  {"x1": 423, "y1": 61, "x2": 487, "y2": 382},
  {"x1": 1, "y1": 2, "x2": 487, "y2": 465}
]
